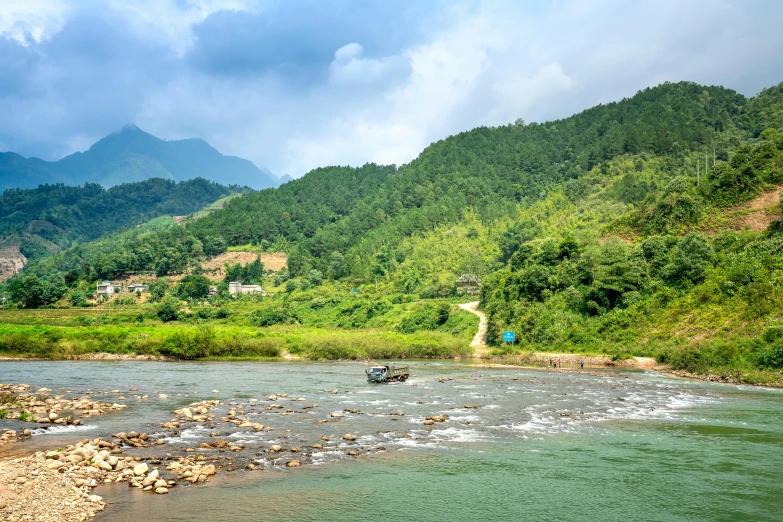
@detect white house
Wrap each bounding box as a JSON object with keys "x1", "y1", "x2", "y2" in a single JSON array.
[
  {"x1": 96, "y1": 280, "x2": 114, "y2": 299},
  {"x1": 228, "y1": 281, "x2": 266, "y2": 296},
  {"x1": 127, "y1": 283, "x2": 149, "y2": 293}
]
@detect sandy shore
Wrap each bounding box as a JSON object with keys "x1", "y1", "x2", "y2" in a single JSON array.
[{"x1": 482, "y1": 352, "x2": 658, "y2": 370}]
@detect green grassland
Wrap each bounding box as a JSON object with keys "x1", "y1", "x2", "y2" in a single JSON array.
[{"x1": 0, "y1": 292, "x2": 476, "y2": 361}]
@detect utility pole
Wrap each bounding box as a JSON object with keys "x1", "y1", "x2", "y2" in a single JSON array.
[
  {"x1": 696, "y1": 157, "x2": 700, "y2": 187},
  {"x1": 705, "y1": 149, "x2": 708, "y2": 178}
]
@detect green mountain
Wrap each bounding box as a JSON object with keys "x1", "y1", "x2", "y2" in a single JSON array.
[
  {"x1": 0, "y1": 177, "x2": 240, "y2": 275},
  {"x1": 7, "y1": 80, "x2": 783, "y2": 380},
  {"x1": 0, "y1": 124, "x2": 279, "y2": 190}
]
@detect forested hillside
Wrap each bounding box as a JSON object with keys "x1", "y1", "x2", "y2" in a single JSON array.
[
  {"x1": 0, "y1": 177, "x2": 238, "y2": 264},
  {"x1": 6, "y1": 80, "x2": 783, "y2": 379},
  {"x1": 22, "y1": 81, "x2": 778, "y2": 281}
]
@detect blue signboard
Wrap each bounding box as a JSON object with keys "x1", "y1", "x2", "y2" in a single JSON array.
[{"x1": 502, "y1": 331, "x2": 515, "y2": 343}]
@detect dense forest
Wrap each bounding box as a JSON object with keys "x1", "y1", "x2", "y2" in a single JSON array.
[
  {"x1": 0, "y1": 177, "x2": 239, "y2": 262},
  {"x1": 18, "y1": 81, "x2": 781, "y2": 281},
  {"x1": 5, "y1": 80, "x2": 783, "y2": 378}
]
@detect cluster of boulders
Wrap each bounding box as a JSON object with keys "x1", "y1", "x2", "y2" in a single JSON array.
[
  {"x1": 0, "y1": 383, "x2": 127, "y2": 426},
  {"x1": 224, "y1": 409, "x2": 266, "y2": 431},
  {"x1": 423, "y1": 415, "x2": 449, "y2": 426},
  {"x1": 159, "y1": 401, "x2": 221, "y2": 432},
  {"x1": 165, "y1": 458, "x2": 216, "y2": 484},
  {"x1": 175, "y1": 401, "x2": 219, "y2": 422},
  {"x1": 125, "y1": 464, "x2": 174, "y2": 494},
  {"x1": 40, "y1": 436, "x2": 225, "y2": 498},
  {"x1": 111, "y1": 431, "x2": 162, "y2": 448},
  {"x1": 198, "y1": 440, "x2": 244, "y2": 452}
]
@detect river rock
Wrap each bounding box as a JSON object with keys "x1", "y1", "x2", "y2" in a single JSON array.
[
  {"x1": 133, "y1": 463, "x2": 149, "y2": 476},
  {"x1": 343, "y1": 434, "x2": 357, "y2": 441},
  {"x1": 155, "y1": 487, "x2": 169, "y2": 494},
  {"x1": 202, "y1": 464, "x2": 216, "y2": 476},
  {"x1": 48, "y1": 412, "x2": 58, "y2": 421},
  {"x1": 286, "y1": 460, "x2": 301, "y2": 467}
]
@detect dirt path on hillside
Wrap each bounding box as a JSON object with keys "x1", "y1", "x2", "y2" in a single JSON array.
[{"x1": 458, "y1": 301, "x2": 490, "y2": 357}]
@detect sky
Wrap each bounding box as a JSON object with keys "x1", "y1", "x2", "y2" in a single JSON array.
[{"x1": 1, "y1": 0, "x2": 783, "y2": 178}]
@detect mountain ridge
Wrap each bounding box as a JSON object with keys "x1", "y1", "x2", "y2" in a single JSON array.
[{"x1": 0, "y1": 125, "x2": 280, "y2": 191}]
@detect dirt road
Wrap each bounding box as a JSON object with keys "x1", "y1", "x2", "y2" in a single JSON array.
[{"x1": 458, "y1": 301, "x2": 489, "y2": 357}]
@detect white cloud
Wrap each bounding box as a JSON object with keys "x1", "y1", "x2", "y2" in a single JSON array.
[
  {"x1": 329, "y1": 43, "x2": 411, "y2": 88},
  {"x1": 0, "y1": 0, "x2": 71, "y2": 42},
  {"x1": 2, "y1": 0, "x2": 782, "y2": 177}
]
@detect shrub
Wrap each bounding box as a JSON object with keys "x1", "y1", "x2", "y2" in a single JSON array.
[
  {"x1": 157, "y1": 300, "x2": 179, "y2": 322},
  {"x1": 251, "y1": 310, "x2": 291, "y2": 327},
  {"x1": 755, "y1": 343, "x2": 783, "y2": 369}
]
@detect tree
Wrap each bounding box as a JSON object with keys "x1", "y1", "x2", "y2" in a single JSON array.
[
  {"x1": 10, "y1": 274, "x2": 45, "y2": 309},
  {"x1": 69, "y1": 290, "x2": 87, "y2": 307},
  {"x1": 178, "y1": 275, "x2": 211, "y2": 300},
  {"x1": 663, "y1": 232, "x2": 714, "y2": 286},
  {"x1": 326, "y1": 251, "x2": 346, "y2": 279},
  {"x1": 148, "y1": 279, "x2": 168, "y2": 303},
  {"x1": 156, "y1": 299, "x2": 179, "y2": 322},
  {"x1": 308, "y1": 269, "x2": 324, "y2": 286},
  {"x1": 582, "y1": 238, "x2": 645, "y2": 313}
]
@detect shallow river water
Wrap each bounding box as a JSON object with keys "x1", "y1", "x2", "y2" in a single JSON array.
[{"x1": 2, "y1": 361, "x2": 782, "y2": 521}]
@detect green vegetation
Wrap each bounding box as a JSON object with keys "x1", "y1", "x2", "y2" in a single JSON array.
[
  {"x1": 1, "y1": 177, "x2": 240, "y2": 263},
  {"x1": 3, "y1": 80, "x2": 783, "y2": 383},
  {"x1": 0, "y1": 293, "x2": 475, "y2": 360}
]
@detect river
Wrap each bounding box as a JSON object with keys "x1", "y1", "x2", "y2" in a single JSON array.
[{"x1": 2, "y1": 361, "x2": 782, "y2": 521}]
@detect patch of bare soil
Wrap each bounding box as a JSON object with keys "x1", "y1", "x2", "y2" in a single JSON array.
[
  {"x1": 735, "y1": 187, "x2": 781, "y2": 232},
  {"x1": 0, "y1": 244, "x2": 26, "y2": 283},
  {"x1": 201, "y1": 251, "x2": 288, "y2": 280}
]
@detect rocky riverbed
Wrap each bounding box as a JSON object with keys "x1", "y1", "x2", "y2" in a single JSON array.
[
  {"x1": 3, "y1": 360, "x2": 758, "y2": 522},
  {"x1": 0, "y1": 383, "x2": 394, "y2": 521}
]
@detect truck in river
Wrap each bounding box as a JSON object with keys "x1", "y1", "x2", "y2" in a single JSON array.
[{"x1": 366, "y1": 364, "x2": 409, "y2": 383}]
